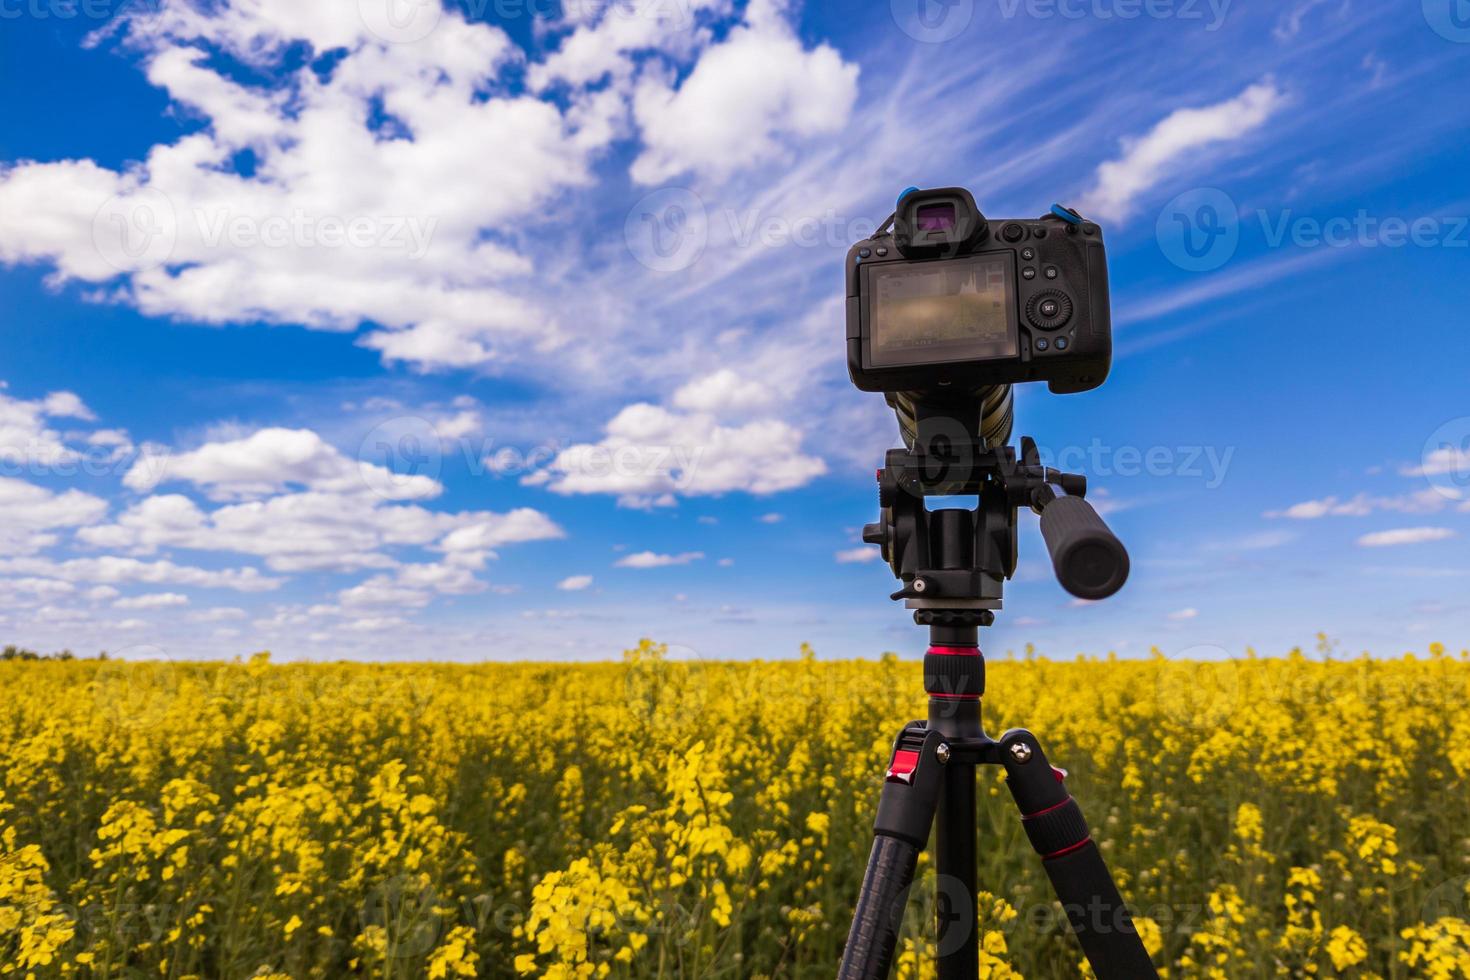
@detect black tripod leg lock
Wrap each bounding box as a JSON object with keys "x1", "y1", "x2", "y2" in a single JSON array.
[
  {"x1": 838, "y1": 723, "x2": 947, "y2": 980},
  {"x1": 873, "y1": 723, "x2": 946, "y2": 846},
  {"x1": 998, "y1": 731, "x2": 1091, "y2": 859}
]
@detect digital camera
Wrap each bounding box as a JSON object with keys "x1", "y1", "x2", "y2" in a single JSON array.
[{"x1": 845, "y1": 187, "x2": 1112, "y2": 397}]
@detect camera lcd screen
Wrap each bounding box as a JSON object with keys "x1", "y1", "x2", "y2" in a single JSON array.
[{"x1": 865, "y1": 254, "x2": 1018, "y2": 368}]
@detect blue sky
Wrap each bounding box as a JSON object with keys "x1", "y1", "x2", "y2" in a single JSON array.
[{"x1": 0, "y1": 0, "x2": 1466, "y2": 663}]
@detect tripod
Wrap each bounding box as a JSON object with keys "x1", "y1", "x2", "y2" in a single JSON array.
[{"x1": 838, "y1": 408, "x2": 1159, "y2": 980}]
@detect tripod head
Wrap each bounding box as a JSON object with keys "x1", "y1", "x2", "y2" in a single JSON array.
[{"x1": 861, "y1": 403, "x2": 1130, "y2": 630}]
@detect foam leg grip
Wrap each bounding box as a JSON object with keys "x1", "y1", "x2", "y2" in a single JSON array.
[
  {"x1": 837, "y1": 835, "x2": 920, "y2": 980},
  {"x1": 1042, "y1": 841, "x2": 1159, "y2": 979}
]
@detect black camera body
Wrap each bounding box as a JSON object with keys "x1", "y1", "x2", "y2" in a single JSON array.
[{"x1": 846, "y1": 188, "x2": 1112, "y2": 396}]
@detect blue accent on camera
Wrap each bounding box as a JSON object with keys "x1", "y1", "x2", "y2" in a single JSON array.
[
  {"x1": 1050, "y1": 204, "x2": 1083, "y2": 224},
  {"x1": 897, "y1": 186, "x2": 921, "y2": 209}
]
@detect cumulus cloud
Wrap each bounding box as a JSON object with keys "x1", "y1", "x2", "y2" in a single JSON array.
[
  {"x1": 0, "y1": 477, "x2": 109, "y2": 556},
  {"x1": 0, "y1": 5, "x2": 609, "y2": 372},
  {"x1": 124, "y1": 427, "x2": 440, "y2": 501},
  {"x1": 614, "y1": 550, "x2": 704, "y2": 568},
  {"x1": 0, "y1": 385, "x2": 100, "y2": 468},
  {"x1": 558, "y1": 575, "x2": 594, "y2": 591},
  {"x1": 835, "y1": 547, "x2": 878, "y2": 564},
  {"x1": 629, "y1": 0, "x2": 859, "y2": 184},
  {"x1": 531, "y1": 402, "x2": 826, "y2": 506},
  {"x1": 0, "y1": 0, "x2": 856, "y2": 372},
  {"x1": 1079, "y1": 81, "x2": 1286, "y2": 222},
  {"x1": 671, "y1": 370, "x2": 774, "y2": 415},
  {"x1": 436, "y1": 509, "x2": 567, "y2": 555},
  {"x1": 529, "y1": 0, "x2": 723, "y2": 90},
  {"x1": 81, "y1": 492, "x2": 561, "y2": 574}
]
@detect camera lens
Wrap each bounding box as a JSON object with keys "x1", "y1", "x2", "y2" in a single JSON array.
[{"x1": 890, "y1": 384, "x2": 1014, "y2": 452}]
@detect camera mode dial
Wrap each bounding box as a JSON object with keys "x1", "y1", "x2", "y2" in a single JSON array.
[{"x1": 1026, "y1": 290, "x2": 1073, "y2": 331}]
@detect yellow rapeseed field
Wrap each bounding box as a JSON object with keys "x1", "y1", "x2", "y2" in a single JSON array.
[{"x1": 2, "y1": 641, "x2": 1469, "y2": 979}]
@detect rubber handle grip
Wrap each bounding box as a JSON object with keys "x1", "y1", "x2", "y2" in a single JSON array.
[
  {"x1": 1039, "y1": 495, "x2": 1129, "y2": 600},
  {"x1": 1042, "y1": 841, "x2": 1160, "y2": 978},
  {"x1": 837, "y1": 835, "x2": 920, "y2": 980}
]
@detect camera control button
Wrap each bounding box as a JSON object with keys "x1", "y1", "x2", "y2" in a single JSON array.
[
  {"x1": 859, "y1": 247, "x2": 871, "y2": 258},
  {"x1": 1035, "y1": 338, "x2": 1049, "y2": 352},
  {"x1": 1021, "y1": 247, "x2": 1035, "y2": 261},
  {"x1": 1001, "y1": 222, "x2": 1025, "y2": 242},
  {"x1": 1044, "y1": 266, "x2": 1059, "y2": 280},
  {"x1": 1026, "y1": 290, "x2": 1072, "y2": 330},
  {"x1": 1022, "y1": 267, "x2": 1037, "y2": 280},
  {"x1": 1055, "y1": 337, "x2": 1068, "y2": 350},
  {"x1": 875, "y1": 247, "x2": 888, "y2": 256}
]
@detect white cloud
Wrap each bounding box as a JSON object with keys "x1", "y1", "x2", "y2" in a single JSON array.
[
  {"x1": 0, "y1": 556, "x2": 279, "y2": 591},
  {"x1": 1079, "y1": 81, "x2": 1286, "y2": 222},
  {"x1": 1356, "y1": 527, "x2": 1456, "y2": 548},
  {"x1": 338, "y1": 576, "x2": 433, "y2": 609},
  {"x1": 758, "y1": 513, "x2": 782, "y2": 524},
  {"x1": 629, "y1": 0, "x2": 860, "y2": 184},
  {"x1": 82, "y1": 492, "x2": 561, "y2": 574},
  {"x1": 558, "y1": 575, "x2": 594, "y2": 591},
  {"x1": 124, "y1": 427, "x2": 440, "y2": 501},
  {"x1": 0, "y1": 5, "x2": 618, "y2": 372},
  {"x1": 0, "y1": 385, "x2": 98, "y2": 468},
  {"x1": 671, "y1": 370, "x2": 773, "y2": 415},
  {"x1": 189, "y1": 606, "x2": 246, "y2": 623},
  {"x1": 41, "y1": 391, "x2": 96, "y2": 420},
  {"x1": 1167, "y1": 607, "x2": 1199, "y2": 621},
  {"x1": 533, "y1": 402, "x2": 826, "y2": 505},
  {"x1": 1266, "y1": 490, "x2": 1457, "y2": 519},
  {"x1": 1405, "y1": 447, "x2": 1470, "y2": 478},
  {"x1": 114, "y1": 592, "x2": 189, "y2": 610},
  {"x1": 614, "y1": 550, "x2": 704, "y2": 568},
  {"x1": 436, "y1": 508, "x2": 567, "y2": 555},
  {"x1": 529, "y1": 0, "x2": 722, "y2": 90},
  {"x1": 835, "y1": 546, "x2": 878, "y2": 564},
  {"x1": 0, "y1": 578, "x2": 77, "y2": 602},
  {"x1": 0, "y1": 477, "x2": 109, "y2": 556}
]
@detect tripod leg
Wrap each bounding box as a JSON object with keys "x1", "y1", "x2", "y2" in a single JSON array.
[
  {"x1": 838, "y1": 723, "x2": 946, "y2": 980},
  {"x1": 997, "y1": 729, "x2": 1159, "y2": 980}
]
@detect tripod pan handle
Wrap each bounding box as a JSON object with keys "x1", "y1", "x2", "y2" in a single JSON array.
[{"x1": 1039, "y1": 495, "x2": 1129, "y2": 600}]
